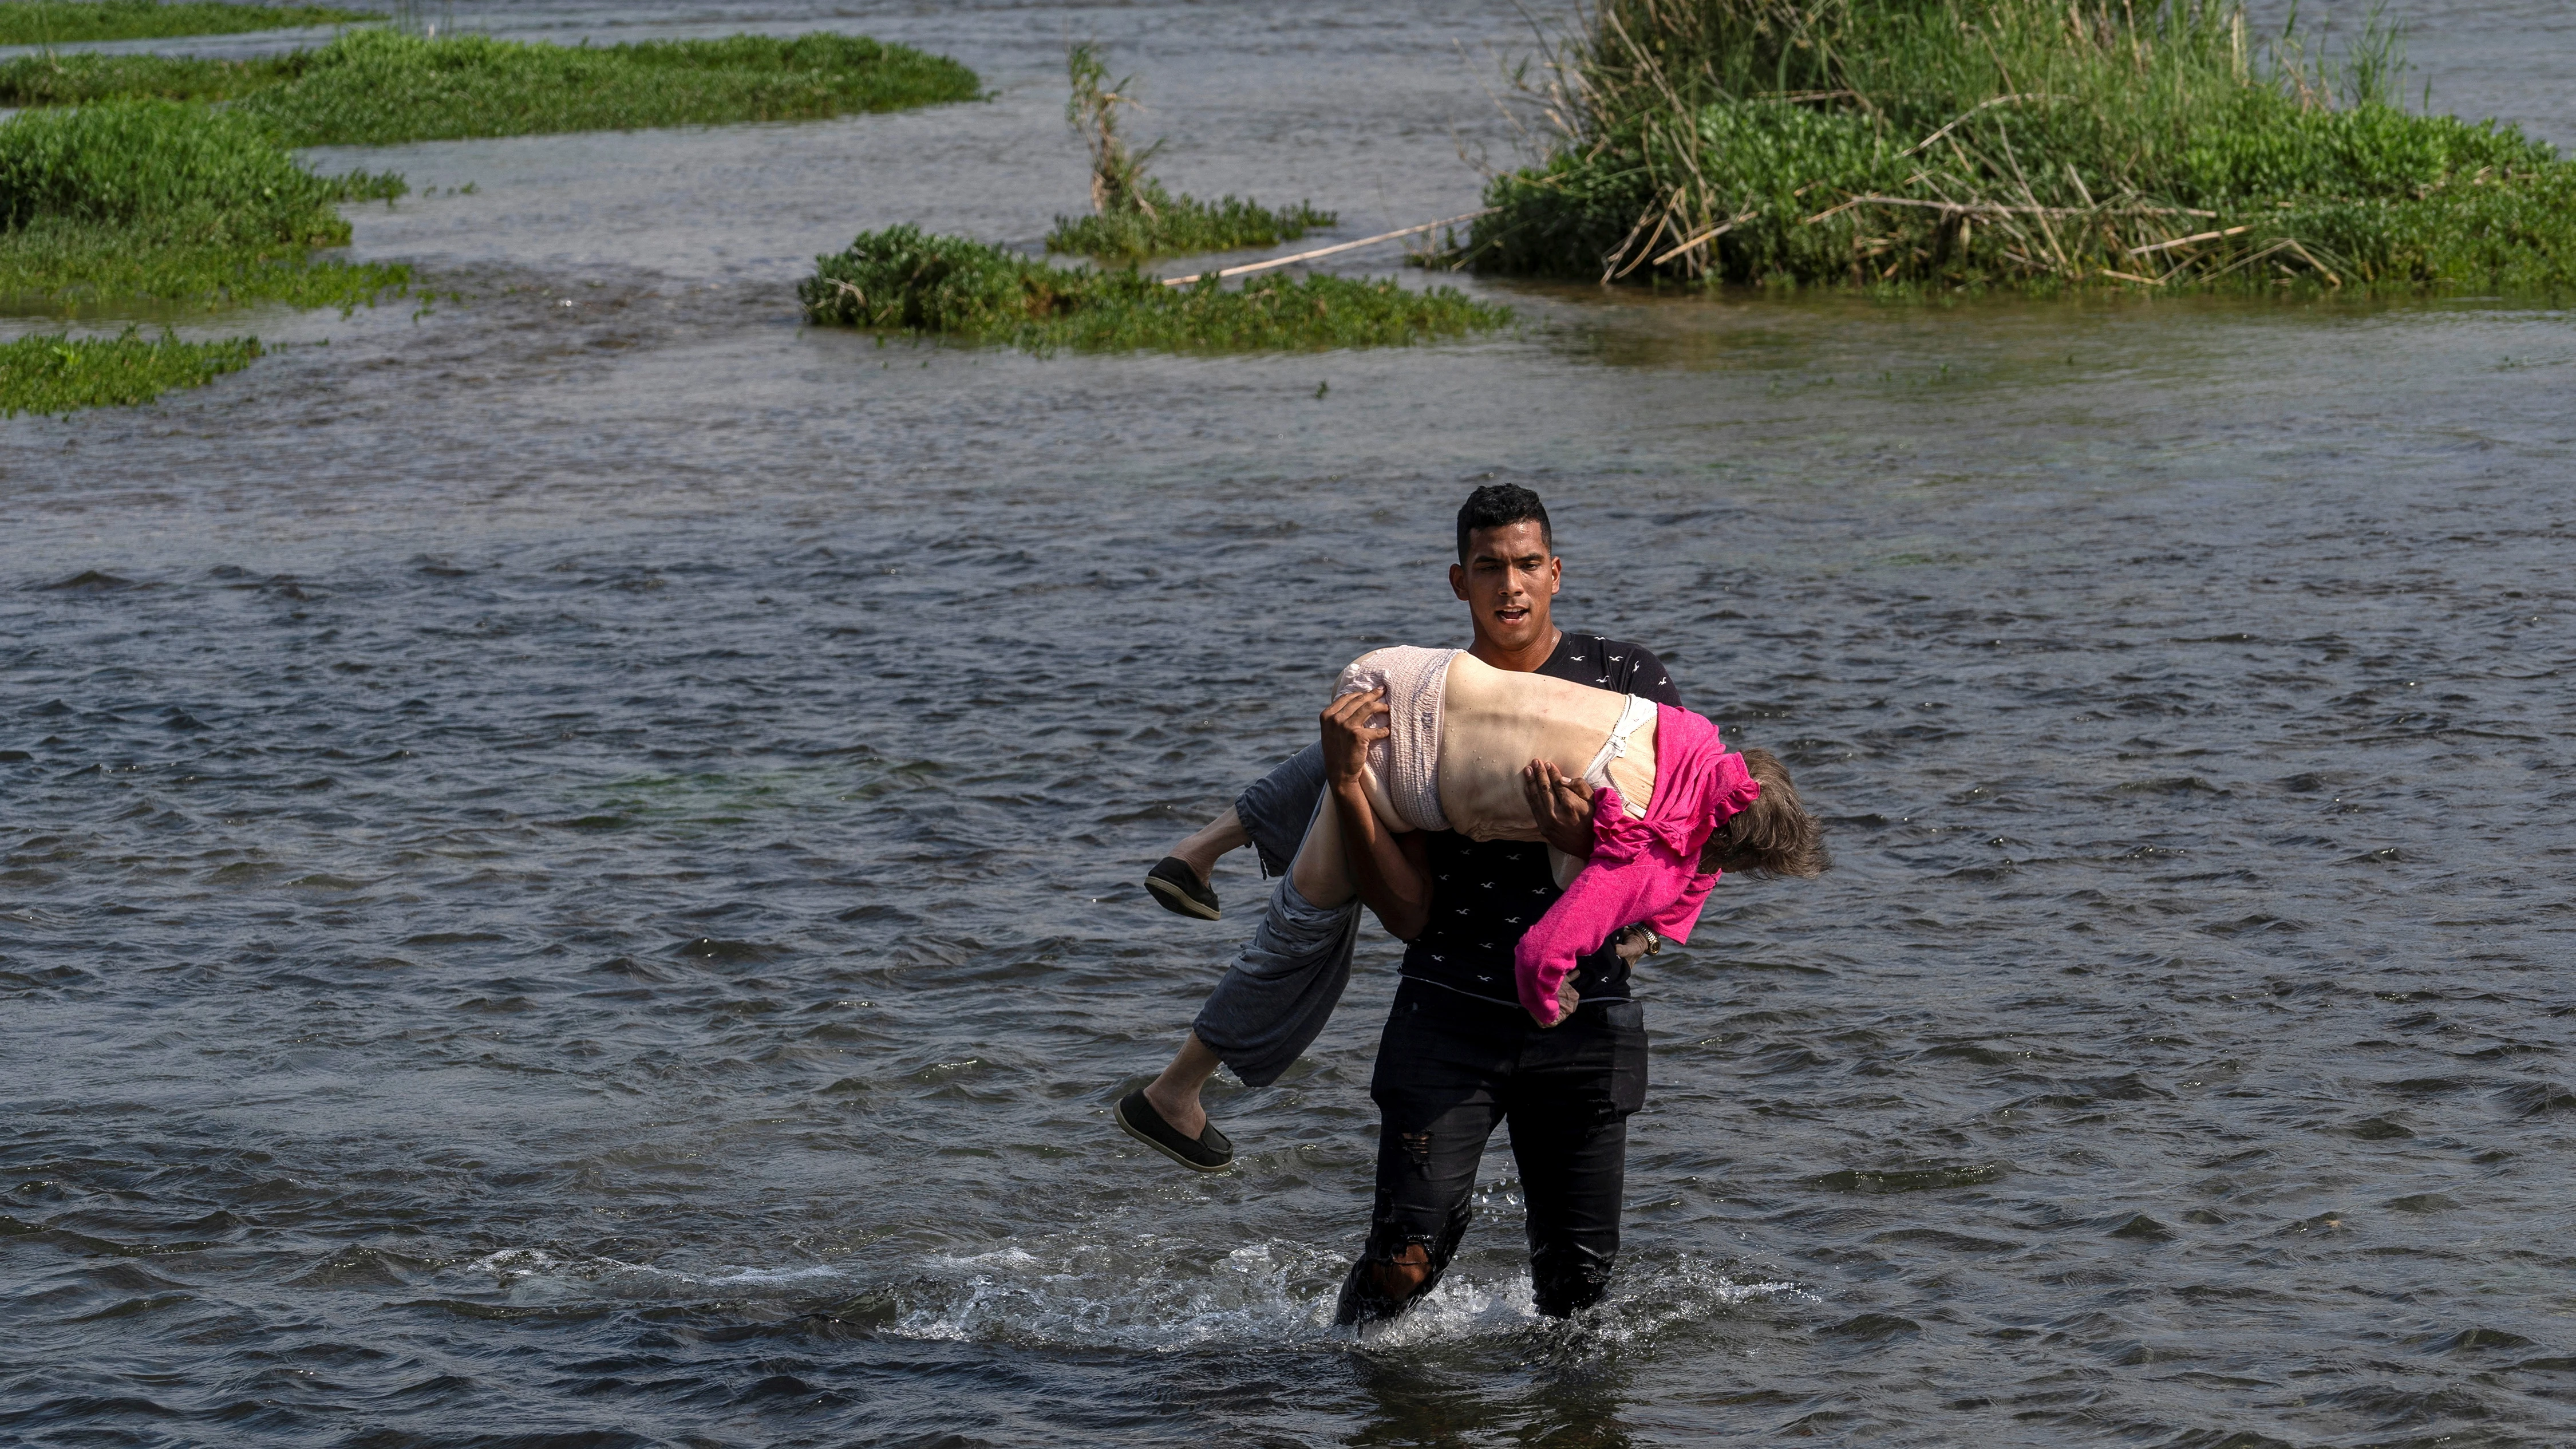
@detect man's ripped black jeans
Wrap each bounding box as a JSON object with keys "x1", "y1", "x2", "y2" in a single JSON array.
[{"x1": 1335, "y1": 980, "x2": 1648, "y2": 1325}]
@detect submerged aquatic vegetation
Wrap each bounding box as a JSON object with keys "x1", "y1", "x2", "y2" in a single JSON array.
[
  {"x1": 1044, "y1": 43, "x2": 1333, "y2": 260},
  {"x1": 0, "y1": 28, "x2": 982, "y2": 144},
  {"x1": 1463, "y1": 0, "x2": 2576, "y2": 294},
  {"x1": 0, "y1": 330, "x2": 260, "y2": 417},
  {"x1": 801, "y1": 226, "x2": 1507, "y2": 353},
  {"x1": 0, "y1": 0, "x2": 372, "y2": 45},
  {"x1": 0, "y1": 99, "x2": 408, "y2": 308}
]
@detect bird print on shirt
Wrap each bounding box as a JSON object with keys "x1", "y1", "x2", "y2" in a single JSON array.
[{"x1": 1396, "y1": 631, "x2": 1678, "y2": 1005}]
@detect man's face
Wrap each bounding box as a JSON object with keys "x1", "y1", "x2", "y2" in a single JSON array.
[{"x1": 1449, "y1": 520, "x2": 1560, "y2": 653}]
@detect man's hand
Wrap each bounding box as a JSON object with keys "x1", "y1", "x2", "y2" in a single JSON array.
[
  {"x1": 1521, "y1": 759, "x2": 1597, "y2": 859},
  {"x1": 1614, "y1": 923, "x2": 1657, "y2": 966},
  {"x1": 1539, "y1": 929, "x2": 1652, "y2": 1028},
  {"x1": 1538, "y1": 976, "x2": 1580, "y2": 1028},
  {"x1": 1321, "y1": 688, "x2": 1388, "y2": 788}
]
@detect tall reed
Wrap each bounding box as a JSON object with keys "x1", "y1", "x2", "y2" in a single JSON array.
[
  {"x1": 1465, "y1": 0, "x2": 2573, "y2": 293},
  {"x1": 1045, "y1": 44, "x2": 1335, "y2": 261}
]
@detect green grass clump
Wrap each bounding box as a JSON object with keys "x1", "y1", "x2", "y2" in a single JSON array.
[
  {"x1": 0, "y1": 1, "x2": 372, "y2": 45},
  {"x1": 800, "y1": 225, "x2": 1508, "y2": 352},
  {"x1": 0, "y1": 98, "x2": 408, "y2": 309},
  {"x1": 1044, "y1": 42, "x2": 1334, "y2": 261},
  {"x1": 0, "y1": 330, "x2": 260, "y2": 416},
  {"x1": 1045, "y1": 183, "x2": 1334, "y2": 261},
  {"x1": 0, "y1": 27, "x2": 983, "y2": 145},
  {"x1": 1464, "y1": 0, "x2": 2576, "y2": 295},
  {"x1": 0, "y1": 49, "x2": 269, "y2": 105}
]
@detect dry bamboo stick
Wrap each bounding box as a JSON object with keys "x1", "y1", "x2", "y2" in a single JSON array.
[
  {"x1": 1599, "y1": 205, "x2": 1663, "y2": 284},
  {"x1": 1900, "y1": 92, "x2": 2061, "y2": 158},
  {"x1": 2198, "y1": 239, "x2": 2295, "y2": 283},
  {"x1": 1650, "y1": 208, "x2": 1759, "y2": 266},
  {"x1": 2279, "y1": 238, "x2": 2342, "y2": 287},
  {"x1": 1159, "y1": 210, "x2": 1498, "y2": 287},
  {"x1": 2127, "y1": 224, "x2": 2251, "y2": 256},
  {"x1": 1997, "y1": 131, "x2": 2072, "y2": 276}
]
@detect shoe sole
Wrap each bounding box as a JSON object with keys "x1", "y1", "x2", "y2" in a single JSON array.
[
  {"x1": 1144, "y1": 874, "x2": 1220, "y2": 921},
  {"x1": 1115, "y1": 1099, "x2": 1232, "y2": 1172}
]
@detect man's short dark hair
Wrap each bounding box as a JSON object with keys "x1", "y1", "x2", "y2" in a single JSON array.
[{"x1": 1456, "y1": 484, "x2": 1552, "y2": 562}]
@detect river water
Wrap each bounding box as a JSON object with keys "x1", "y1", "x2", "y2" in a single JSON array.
[{"x1": 3, "y1": 2, "x2": 2572, "y2": 1445}]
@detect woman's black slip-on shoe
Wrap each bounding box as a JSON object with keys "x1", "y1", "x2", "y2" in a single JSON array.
[
  {"x1": 1144, "y1": 856, "x2": 1221, "y2": 921},
  {"x1": 1116, "y1": 1088, "x2": 1234, "y2": 1172}
]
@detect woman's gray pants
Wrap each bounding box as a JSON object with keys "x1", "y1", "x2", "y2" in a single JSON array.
[{"x1": 1189, "y1": 745, "x2": 1358, "y2": 1088}]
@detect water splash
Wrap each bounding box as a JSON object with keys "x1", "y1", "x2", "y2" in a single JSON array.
[
  {"x1": 878, "y1": 1237, "x2": 1341, "y2": 1351},
  {"x1": 852, "y1": 1234, "x2": 1803, "y2": 1356}
]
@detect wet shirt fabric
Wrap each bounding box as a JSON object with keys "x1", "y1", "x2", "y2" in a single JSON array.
[{"x1": 1399, "y1": 633, "x2": 1681, "y2": 1006}]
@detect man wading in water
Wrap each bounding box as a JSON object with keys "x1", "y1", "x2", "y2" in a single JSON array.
[{"x1": 1135, "y1": 485, "x2": 1682, "y2": 1324}]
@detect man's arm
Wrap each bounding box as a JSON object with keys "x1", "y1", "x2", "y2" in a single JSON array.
[
  {"x1": 1319, "y1": 688, "x2": 1433, "y2": 941},
  {"x1": 1522, "y1": 759, "x2": 1597, "y2": 859}
]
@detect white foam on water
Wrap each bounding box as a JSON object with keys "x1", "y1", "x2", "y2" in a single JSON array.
[
  {"x1": 432, "y1": 1238, "x2": 1807, "y2": 1352},
  {"x1": 885, "y1": 1235, "x2": 1343, "y2": 1351},
  {"x1": 1348, "y1": 1268, "x2": 1538, "y2": 1349},
  {"x1": 1356, "y1": 1253, "x2": 1807, "y2": 1351},
  {"x1": 444, "y1": 1246, "x2": 850, "y2": 1306},
  {"x1": 697, "y1": 1263, "x2": 848, "y2": 1288},
  {"x1": 872, "y1": 1233, "x2": 1805, "y2": 1356}
]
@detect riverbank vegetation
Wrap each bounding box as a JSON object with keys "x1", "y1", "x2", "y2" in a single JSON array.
[
  {"x1": 0, "y1": 28, "x2": 981, "y2": 144},
  {"x1": 0, "y1": 1, "x2": 371, "y2": 45},
  {"x1": 802, "y1": 226, "x2": 1507, "y2": 352},
  {"x1": 1043, "y1": 44, "x2": 1332, "y2": 260},
  {"x1": 0, "y1": 330, "x2": 260, "y2": 416},
  {"x1": 0, "y1": 99, "x2": 407, "y2": 309},
  {"x1": 1460, "y1": 0, "x2": 2576, "y2": 294}
]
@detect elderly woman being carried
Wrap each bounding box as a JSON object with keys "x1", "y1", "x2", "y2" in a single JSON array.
[{"x1": 1113, "y1": 643, "x2": 1826, "y2": 1172}]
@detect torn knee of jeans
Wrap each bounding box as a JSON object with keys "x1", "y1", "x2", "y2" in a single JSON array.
[
  {"x1": 1366, "y1": 1240, "x2": 1435, "y2": 1302},
  {"x1": 1397, "y1": 1129, "x2": 1433, "y2": 1167}
]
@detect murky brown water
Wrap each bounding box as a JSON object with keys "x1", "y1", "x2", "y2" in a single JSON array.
[{"x1": 4, "y1": 3, "x2": 2573, "y2": 1445}]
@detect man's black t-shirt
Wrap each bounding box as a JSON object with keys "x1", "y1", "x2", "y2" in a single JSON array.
[{"x1": 1398, "y1": 633, "x2": 1682, "y2": 1007}]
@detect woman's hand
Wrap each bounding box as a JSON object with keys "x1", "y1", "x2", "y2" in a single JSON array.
[
  {"x1": 1320, "y1": 687, "x2": 1388, "y2": 787},
  {"x1": 1521, "y1": 759, "x2": 1597, "y2": 860}
]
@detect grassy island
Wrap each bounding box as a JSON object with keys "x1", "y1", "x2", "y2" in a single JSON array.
[
  {"x1": 801, "y1": 226, "x2": 1508, "y2": 352},
  {"x1": 0, "y1": 98, "x2": 406, "y2": 310},
  {"x1": 1043, "y1": 44, "x2": 1333, "y2": 261},
  {"x1": 0, "y1": 330, "x2": 260, "y2": 416},
  {"x1": 1461, "y1": 0, "x2": 2576, "y2": 294},
  {"x1": 0, "y1": 1, "x2": 372, "y2": 45},
  {"x1": 1046, "y1": 185, "x2": 1335, "y2": 263},
  {"x1": 0, "y1": 28, "x2": 983, "y2": 145}
]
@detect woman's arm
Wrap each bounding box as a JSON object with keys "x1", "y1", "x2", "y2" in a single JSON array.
[
  {"x1": 1321, "y1": 688, "x2": 1433, "y2": 940},
  {"x1": 1514, "y1": 848, "x2": 1662, "y2": 1026}
]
